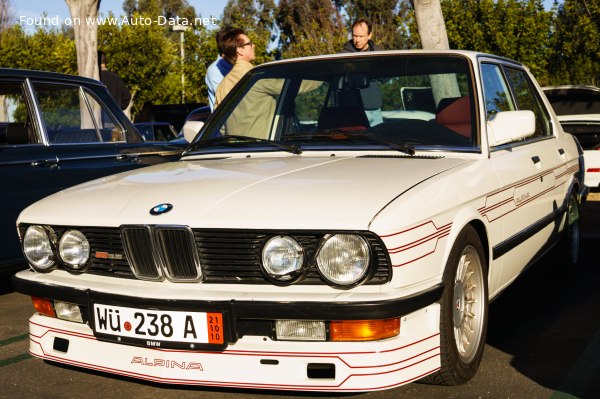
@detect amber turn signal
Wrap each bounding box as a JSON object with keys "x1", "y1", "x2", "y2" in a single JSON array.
[
  {"x1": 31, "y1": 296, "x2": 55, "y2": 317},
  {"x1": 330, "y1": 318, "x2": 400, "y2": 341}
]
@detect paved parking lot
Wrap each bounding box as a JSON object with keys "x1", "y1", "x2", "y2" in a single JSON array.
[{"x1": 1, "y1": 194, "x2": 599, "y2": 399}]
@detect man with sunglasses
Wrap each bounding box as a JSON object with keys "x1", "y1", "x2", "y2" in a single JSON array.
[{"x1": 215, "y1": 28, "x2": 256, "y2": 108}]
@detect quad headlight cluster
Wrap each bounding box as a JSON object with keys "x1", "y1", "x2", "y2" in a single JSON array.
[
  {"x1": 22, "y1": 225, "x2": 90, "y2": 273},
  {"x1": 22, "y1": 224, "x2": 375, "y2": 287},
  {"x1": 261, "y1": 233, "x2": 371, "y2": 287}
]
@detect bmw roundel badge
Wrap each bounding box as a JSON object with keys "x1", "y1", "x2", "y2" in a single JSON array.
[{"x1": 150, "y1": 203, "x2": 173, "y2": 215}]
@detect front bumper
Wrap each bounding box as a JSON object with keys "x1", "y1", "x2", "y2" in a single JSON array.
[{"x1": 14, "y1": 271, "x2": 443, "y2": 391}]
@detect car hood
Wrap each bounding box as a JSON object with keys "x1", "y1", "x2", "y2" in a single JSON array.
[{"x1": 19, "y1": 155, "x2": 468, "y2": 230}]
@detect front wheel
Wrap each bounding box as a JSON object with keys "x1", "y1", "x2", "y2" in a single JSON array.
[{"x1": 423, "y1": 225, "x2": 488, "y2": 385}]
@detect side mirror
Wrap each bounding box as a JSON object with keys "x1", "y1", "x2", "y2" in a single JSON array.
[
  {"x1": 182, "y1": 121, "x2": 205, "y2": 143},
  {"x1": 487, "y1": 110, "x2": 536, "y2": 147}
]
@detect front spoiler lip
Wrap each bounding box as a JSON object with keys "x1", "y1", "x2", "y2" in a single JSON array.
[{"x1": 12, "y1": 272, "x2": 443, "y2": 321}]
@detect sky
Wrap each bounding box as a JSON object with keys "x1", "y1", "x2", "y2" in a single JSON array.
[{"x1": 15, "y1": 0, "x2": 229, "y2": 32}]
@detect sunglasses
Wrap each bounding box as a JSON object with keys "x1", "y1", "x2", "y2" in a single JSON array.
[{"x1": 240, "y1": 41, "x2": 254, "y2": 48}]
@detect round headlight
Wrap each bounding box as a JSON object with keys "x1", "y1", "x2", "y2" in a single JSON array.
[
  {"x1": 59, "y1": 230, "x2": 90, "y2": 269},
  {"x1": 262, "y1": 236, "x2": 304, "y2": 282},
  {"x1": 23, "y1": 225, "x2": 56, "y2": 272},
  {"x1": 317, "y1": 234, "x2": 370, "y2": 286}
]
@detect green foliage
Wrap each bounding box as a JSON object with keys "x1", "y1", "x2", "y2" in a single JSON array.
[
  {"x1": 549, "y1": 0, "x2": 600, "y2": 86},
  {"x1": 99, "y1": 11, "x2": 178, "y2": 115},
  {"x1": 99, "y1": 9, "x2": 216, "y2": 118},
  {"x1": 276, "y1": 0, "x2": 346, "y2": 57},
  {"x1": 441, "y1": 0, "x2": 553, "y2": 83},
  {"x1": 0, "y1": 24, "x2": 77, "y2": 74}
]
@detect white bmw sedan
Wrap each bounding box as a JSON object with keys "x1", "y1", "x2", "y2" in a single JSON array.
[{"x1": 13, "y1": 50, "x2": 587, "y2": 392}]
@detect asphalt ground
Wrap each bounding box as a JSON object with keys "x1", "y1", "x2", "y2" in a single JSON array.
[{"x1": 1, "y1": 193, "x2": 599, "y2": 399}]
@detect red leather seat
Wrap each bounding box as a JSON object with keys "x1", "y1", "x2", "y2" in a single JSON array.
[{"x1": 435, "y1": 96, "x2": 472, "y2": 139}]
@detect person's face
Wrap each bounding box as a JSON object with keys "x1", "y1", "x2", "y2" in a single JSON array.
[
  {"x1": 352, "y1": 22, "x2": 372, "y2": 51},
  {"x1": 236, "y1": 34, "x2": 256, "y2": 62}
]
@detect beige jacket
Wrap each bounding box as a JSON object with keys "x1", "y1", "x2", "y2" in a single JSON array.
[{"x1": 214, "y1": 60, "x2": 254, "y2": 108}]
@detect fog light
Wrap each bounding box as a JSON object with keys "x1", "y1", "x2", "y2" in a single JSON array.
[
  {"x1": 54, "y1": 301, "x2": 83, "y2": 323},
  {"x1": 330, "y1": 318, "x2": 400, "y2": 341},
  {"x1": 276, "y1": 320, "x2": 326, "y2": 341}
]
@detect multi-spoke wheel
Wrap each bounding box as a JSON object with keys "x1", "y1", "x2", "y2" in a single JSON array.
[
  {"x1": 423, "y1": 225, "x2": 488, "y2": 385},
  {"x1": 452, "y1": 244, "x2": 486, "y2": 364}
]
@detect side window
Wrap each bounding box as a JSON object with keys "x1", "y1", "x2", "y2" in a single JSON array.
[
  {"x1": 0, "y1": 81, "x2": 36, "y2": 145},
  {"x1": 503, "y1": 67, "x2": 552, "y2": 137},
  {"x1": 33, "y1": 83, "x2": 125, "y2": 144},
  {"x1": 481, "y1": 63, "x2": 515, "y2": 119}
]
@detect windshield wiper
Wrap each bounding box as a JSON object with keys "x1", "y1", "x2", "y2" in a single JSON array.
[
  {"x1": 330, "y1": 131, "x2": 415, "y2": 156},
  {"x1": 192, "y1": 135, "x2": 303, "y2": 155}
]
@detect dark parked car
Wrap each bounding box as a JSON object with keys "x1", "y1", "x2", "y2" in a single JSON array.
[
  {"x1": 0, "y1": 68, "x2": 186, "y2": 277},
  {"x1": 133, "y1": 122, "x2": 179, "y2": 141}
]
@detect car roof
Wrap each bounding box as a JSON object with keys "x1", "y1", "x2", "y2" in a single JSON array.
[
  {"x1": 0, "y1": 68, "x2": 103, "y2": 86},
  {"x1": 254, "y1": 49, "x2": 522, "y2": 71},
  {"x1": 542, "y1": 85, "x2": 600, "y2": 95}
]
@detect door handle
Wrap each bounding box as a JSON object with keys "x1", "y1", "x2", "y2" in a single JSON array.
[
  {"x1": 31, "y1": 159, "x2": 58, "y2": 168},
  {"x1": 116, "y1": 154, "x2": 138, "y2": 161}
]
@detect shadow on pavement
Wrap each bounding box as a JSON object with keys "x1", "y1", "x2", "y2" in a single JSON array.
[{"x1": 486, "y1": 198, "x2": 600, "y2": 399}]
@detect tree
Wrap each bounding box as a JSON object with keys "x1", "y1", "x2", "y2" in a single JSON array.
[
  {"x1": 99, "y1": 11, "x2": 177, "y2": 117},
  {"x1": 0, "y1": 0, "x2": 13, "y2": 32},
  {"x1": 65, "y1": 0, "x2": 101, "y2": 79},
  {"x1": 223, "y1": 0, "x2": 277, "y2": 64},
  {"x1": 442, "y1": 0, "x2": 553, "y2": 83},
  {"x1": 550, "y1": 0, "x2": 600, "y2": 86},
  {"x1": 0, "y1": 25, "x2": 77, "y2": 74},
  {"x1": 276, "y1": 0, "x2": 346, "y2": 57},
  {"x1": 123, "y1": 0, "x2": 196, "y2": 20},
  {"x1": 411, "y1": 0, "x2": 449, "y2": 49}
]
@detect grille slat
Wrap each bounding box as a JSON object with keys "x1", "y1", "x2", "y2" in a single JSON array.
[
  {"x1": 78, "y1": 227, "x2": 391, "y2": 285},
  {"x1": 121, "y1": 226, "x2": 161, "y2": 280}
]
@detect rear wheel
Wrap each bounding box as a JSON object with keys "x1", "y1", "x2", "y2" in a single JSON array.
[
  {"x1": 423, "y1": 225, "x2": 488, "y2": 385},
  {"x1": 557, "y1": 192, "x2": 580, "y2": 268}
]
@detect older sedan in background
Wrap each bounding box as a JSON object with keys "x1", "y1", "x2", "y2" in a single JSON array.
[
  {"x1": 0, "y1": 69, "x2": 187, "y2": 277},
  {"x1": 13, "y1": 51, "x2": 586, "y2": 392},
  {"x1": 543, "y1": 85, "x2": 600, "y2": 189}
]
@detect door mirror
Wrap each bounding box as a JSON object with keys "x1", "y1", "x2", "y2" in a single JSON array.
[
  {"x1": 182, "y1": 121, "x2": 204, "y2": 143},
  {"x1": 487, "y1": 110, "x2": 535, "y2": 146}
]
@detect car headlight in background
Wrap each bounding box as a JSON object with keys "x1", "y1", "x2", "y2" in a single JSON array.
[
  {"x1": 59, "y1": 230, "x2": 90, "y2": 270},
  {"x1": 23, "y1": 225, "x2": 57, "y2": 272},
  {"x1": 261, "y1": 236, "x2": 304, "y2": 282},
  {"x1": 317, "y1": 234, "x2": 370, "y2": 286}
]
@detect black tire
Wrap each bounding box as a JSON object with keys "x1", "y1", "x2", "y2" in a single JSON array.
[
  {"x1": 422, "y1": 225, "x2": 489, "y2": 385},
  {"x1": 556, "y1": 192, "x2": 580, "y2": 269}
]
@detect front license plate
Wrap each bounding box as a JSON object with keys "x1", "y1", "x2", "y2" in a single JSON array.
[{"x1": 93, "y1": 303, "x2": 224, "y2": 346}]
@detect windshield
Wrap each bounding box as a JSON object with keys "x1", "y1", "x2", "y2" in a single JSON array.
[
  {"x1": 187, "y1": 54, "x2": 477, "y2": 155},
  {"x1": 544, "y1": 88, "x2": 600, "y2": 116}
]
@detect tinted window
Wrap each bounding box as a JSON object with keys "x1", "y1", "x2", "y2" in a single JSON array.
[
  {"x1": 481, "y1": 63, "x2": 515, "y2": 118},
  {"x1": 33, "y1": 83, "x2": 125, "y2": 144},
  {"x1": 0, "y1": 82, "x2": 37, "y2": 145},
  {"x1": 504, "y1": 67, "x2": 551, "y2": 137}
]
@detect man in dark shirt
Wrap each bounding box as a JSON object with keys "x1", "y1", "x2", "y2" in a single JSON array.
[
  {"x1": 341, "y1": 19, "x2": 383, "y2": 52},
  {"x1": 98, "y1": 51, "x2": 131, "y2": 110}
]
